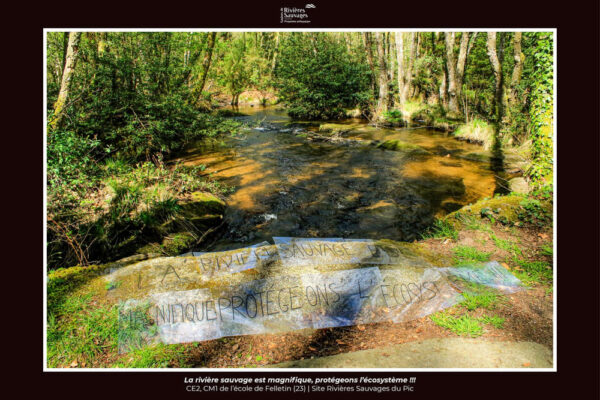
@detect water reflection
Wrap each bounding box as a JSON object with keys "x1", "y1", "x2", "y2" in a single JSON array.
[{"x1": 175, "y1": 106, "x2": 497, "y2": 250}]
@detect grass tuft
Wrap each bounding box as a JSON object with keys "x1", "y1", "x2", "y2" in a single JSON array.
[
  {"x1": 430, "y1": 312, "x2": 483, "y2": 337},
  {"x1": 452, "y1": 245, "x2": 491, "y2": 265},
  {"x1": 461, "y1": 291, "x2": 503, "y2": 311},
  {"x1": 453, "y1": 119, "x2": 495, "y2": 150},
  {"x1": 421, "y1": 220, "x2": 459, "y2": 241}
]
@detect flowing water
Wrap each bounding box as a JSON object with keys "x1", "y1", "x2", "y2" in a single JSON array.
[{"x1": 176, "y1": 106, "x2": 500, "y2": 251}]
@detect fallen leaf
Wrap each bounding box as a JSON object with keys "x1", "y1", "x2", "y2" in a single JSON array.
[
  {"x1": 357, "y1": 325, "x2": 365, "y2": 331},
  {"x1": 523, "y1": 362, "x2": 531, "y2": 367},
  {"x1": 501, "y1": 262, "x2": 510, "y2": 270},
  {"x1": 336, "y1": 340, "x2": 346, "y2": 345},
  {"x1": 70, "y1": 360, "x2": 78, "y2": 368},
  {"x1": 308, "y1": 346, "x2": 317, "y2": 351}
]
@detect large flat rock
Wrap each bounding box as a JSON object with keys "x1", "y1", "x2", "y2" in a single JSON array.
[{"x1": 268, "y1": 337, "x2": 553, "y2": 368}]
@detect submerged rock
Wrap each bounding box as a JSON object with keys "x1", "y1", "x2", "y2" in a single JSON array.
[
  {"x1": 318, "y1": 123, "x2": 354, "y2": 134},
  {"x1": 377, "y1": 140, "x2": 429, "y2": 154}
]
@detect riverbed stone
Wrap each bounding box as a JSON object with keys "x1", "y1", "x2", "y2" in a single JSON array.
[{"x1": 508, "y1": 177, "x2": 530, "y2": 194}]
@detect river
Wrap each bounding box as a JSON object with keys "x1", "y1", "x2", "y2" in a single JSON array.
[{"x1": 176, "y1": 106, "x2": 501, "y2": 251}]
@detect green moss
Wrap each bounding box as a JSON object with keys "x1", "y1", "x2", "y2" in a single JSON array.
[
  {"x1": 161, "y1": 232, "x2": 196, "y2": 255},
  {"x1": 444, "y1": 195, "x2": 526, "y2": 229},
  {"x1": 189, "y1": 191, "x2": 226, "y2": 214},
  {"x1": 318, "y1": 123, "x2": 356, "y2": 134}
]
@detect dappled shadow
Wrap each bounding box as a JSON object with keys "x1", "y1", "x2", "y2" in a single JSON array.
[{"x1": 180, "y1": 127, "x2": 497, "y2": 251}]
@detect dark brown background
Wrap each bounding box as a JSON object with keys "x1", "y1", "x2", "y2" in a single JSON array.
[{"x1": 18, "y1": 1, "x2": 600, "y2": 398}]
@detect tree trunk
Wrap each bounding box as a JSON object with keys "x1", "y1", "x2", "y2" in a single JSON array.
[
  {"x1": 403, "y1": 33, "x2": 417, "y2": 100},
  {"x1": 51, "y1": 31, "x2": 82, "y2": 130},
  {"x1": 271, "y1": 32, "x2": 280, "y2": 72},
  {"x1": 197, "y1": 32, "x2": 217, "y2": 95},
  {"x1": 445, "y1": 32, "x2": 471, "y2": 114},
  {"x1": 445, "y1": 33, "x2": 458, "y2": 113},
  {"x1": 375, "y1": 32, "x2": 389, "y2": 117},
  {"x1": 363, "y1": 33, "x2": 377, "y2": 103},
  {"x1": 455, "y1": 32, "x2": 471, "y2": 97},
  {"x1": 509, "y1": 32, "x2": 524, "y2": 108},
  {"x1": 395, "y1": 32, "x2": 406, "y2": 104},
  {"x1": 486, "y1": 32, "x2": 504, "y2": 123},
  {"x1": 439, "y1": 66, "x2": 448, "y2": 108}
]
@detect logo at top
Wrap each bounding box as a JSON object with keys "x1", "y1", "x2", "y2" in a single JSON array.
[{"x1": 305, "y1": 3, "x2": 316, "y2": 7}]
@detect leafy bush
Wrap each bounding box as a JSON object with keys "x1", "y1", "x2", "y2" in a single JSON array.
[
  {"x1": 47, "y1": 160, "x2": 231, "y2": 269},
  {"x1": 382, "y1": 109, "x2": 404, "y2": 126},
  {"x1": 276, "y1": 33, "x2": 371, "y2": 120}
]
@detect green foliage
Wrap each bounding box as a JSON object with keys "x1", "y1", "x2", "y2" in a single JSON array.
[
  {"x1": 477, "y1": 315, "x2": 505, "y2": 329},
  {"x1": 430, "y1": 312, "x2": 483, "y2": 337},
  {"x1": 382, "y1": 109, "x2": 404, "y2": 126},
  {"x1": 491, "y1": 234, "x2": 522, "y2": 256},
  {"x1": 454, "y1": 213, "x2": 493, "y2": 233},
  {"x1": 511, "y1": 257, "x2": 552, "y2": 286},
  {"x1": 421, "y1": 219, "x2": 458, "y2": 240},
  {"x1": 47, "y1": 160, "x2": 230, "y2": 269},
  {"x1": 47, "y1": 291, "x2": 119, "y2": 367},
  {"x1": 540, "y1": 243, "x2": 553, "y2": 257},
  {"x1": 517, "y1": 198, "x2": 551, "y2": 227},
  {"x1": 461, "y1": 290, "x2": 503, "y2": 311},
  {"x1": 47, "y1": 130, "x2": 101, "y2": 197},
  {"x1": 452, "y1": 245, "x2": 491, "y2": 265},
  {"x1": 276, "y1": 33, "x2": 371, "y2": 119},
  {"x1": 527, "y1": 32, "x2": 554, "y2": 185}
]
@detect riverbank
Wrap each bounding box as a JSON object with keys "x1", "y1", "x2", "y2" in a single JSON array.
[{"x1": 47, "y1": 187, "x2": 553, "y2": 368}]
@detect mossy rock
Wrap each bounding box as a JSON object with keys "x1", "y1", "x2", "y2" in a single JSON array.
[
  {"x1": 377, "y1": 140, "x2": 429, "y2": 154},
  {"x1": 187, "y1": 191, "x2": 226, "y2": 215},
  {"x1": 444, "y1": 195, "x2": 526, "y2": 229},
  {"x1": 318, "y1": 123, "x2": 354, "y2": 134},
  {"x1": 161, "y1": 232, "x2": 197, "y2": 256}
]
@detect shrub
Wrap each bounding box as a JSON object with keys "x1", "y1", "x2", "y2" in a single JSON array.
[{"x1": 276, "y1": 33, "x2": 371, "y2": 120}]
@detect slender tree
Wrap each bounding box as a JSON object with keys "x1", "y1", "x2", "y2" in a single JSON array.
[
  {"x1": 51, "y1": 31, "x2": 82, "y2": 130},
  {"x1": 375, "y1": 32, "x2": 389, "y2": 117},
  {"x1": 508, "y1": 32, "x2": 524, "y2": 108},
  {"x1": 197, "y1": 32, "x2": 217, "y2": 95},
  {"x1": 444, "y1": 32, "x2": 471, "y2": 114},
  {"x1": 486, "y1": 32, "x2": 504, "y2": 123}
]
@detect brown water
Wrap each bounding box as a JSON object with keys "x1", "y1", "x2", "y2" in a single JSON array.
[{"x1": 176, "y1": 106, "x2": 499, "y2": 251}]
